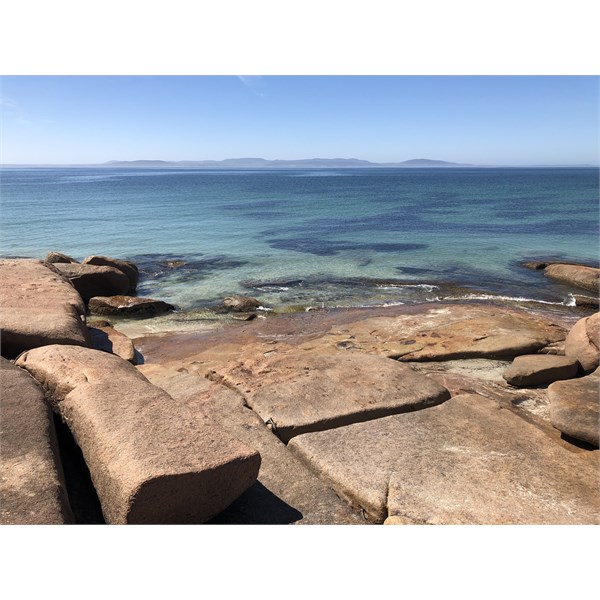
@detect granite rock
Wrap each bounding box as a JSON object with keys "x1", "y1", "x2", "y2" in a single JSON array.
[
  {"x1": 44, "y1": 251, "x2": 78, "y2": 264},
  {"x1": 0, "y1": 358, "x2": 73, "y2": 524},
  {"x1": 544, "y1": 263, "x2": 599, "y2": 293},
  {"x1": 211, "y1": 352, "x2": 450, "y2": 443},
  {"x1": 549, "y1": 367, "x2": 599, "y2": 447},
  {"x1": 139, "y1": 364, "x2": 364, "y2": 524},
  {"x1": 223, "y1": 295, "x2": 261, "y2": 312},
  {"x1": 502, "y1": 354, "x2": 579, "y2": 387},
  {"x1": 565, "y1": 313, "x2": 600, "y2": 373},
  {"x1": 88, "y1": 295, "x2": 175, "y2": 317},
  {"x1": 82, "y1": 255, "x2": 139, "y2": 293},
  {"x1": 89, "y1": 323, "x2": 137, "y2": 363},
  {"x1": 289, "y1": 394, "x2": 600, "y2": 524},
  {"x1": 52, "y1": 263, "x2": 130, "y2": 302},
  {"x1": 0, "y1": 259, "x2": 89, "y2": 358},
  {"x1": 16, "y1": 345, "x2": 261, "y2": 524}
]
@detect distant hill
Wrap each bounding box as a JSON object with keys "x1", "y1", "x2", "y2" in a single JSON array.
[{"x1": 103, "y1": 157, "x2": 472, "y2": 169}]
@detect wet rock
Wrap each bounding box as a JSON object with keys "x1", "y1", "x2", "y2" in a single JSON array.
[
  {"x1": 211, "y1": 352, "x2": 450, "y2": 443},
  {"x1": 44, "y1": 251, "x2": 78, "y2": 264},
  {"x1": 0, "y1": 259, "x2": 90, "y2": 358},
  {"x1": 52, "y1": 263, "x2": 130, "y2": 302},
  {"x1": 139, "y1": 364, "x2": 364, "y2": 524},
  {"x1": 16, "y1": 345, "x2": 261, "y2": 524},
  {"x1": 574, "y1": 295, "x2": 599, "y2": 309},
  {"x1": 231, "y1": 312, "x2": 257, "y2": 321},
  {"x1": 0, "y1": 358, "x2": 73, "y2": 524},
  {"x1": 502, "y1": 354, "x2": 579, "y2": 387},
  {"x1": 223, "y1": 295, "x2": 261, "y2": 312},
  {"x1": 89, "y1": 323, "x2": 137, "y2": 363},
  {"x1": 82, "y1": 255, "x2": 139, "y2": 293},
  {"x1": 549, "y1": 367, "x2": 599, "y2": 447},
  {"x1": 523, "y1": 261, "x2": 550, "y2": 270},
  {"x1": 88, "y1": 295, "x2": 175, "y2": 317},
  {"x1": 544, "y1": 263, "x2": 599, "y2": 293},
  {"x1": 288, "y1": 394, "x2": 600, "y2": 524},
  {"x1": 565, "y1": 313, "x2": 600, "y2": 373}
]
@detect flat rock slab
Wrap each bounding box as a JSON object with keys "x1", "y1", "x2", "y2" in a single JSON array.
[
  {"x1": 544, "y1": 263, "x2": 599, "y2": 293},
  {"x1": 503, "y1": 354, "x2": 579, "y2": 387},
  {"x1": 0, "y1": 358, "x2": 72, "y2": 524},
  {"x1": 0, "y1": 259, "x2": 89, "y2": 358},
  {"x1": 212, "y1": 352, "x2": 450, "y2": 443},
  {"x1": 565, "y1": 313, "x2": 600, "y2": 373},
  {"x1": 139, "y1": 364, "x2": 365, "y2": 524},
  {"x1": 52, "y1": 263, "x2": 130, "y2": 302},
  {"x1": 289, "y1": 394, "x2": 600, "y2": 524},
  {"x1": 89, "y1": 323, "x2": 137, "y2": 363},
  {"x1": 16, "y1": 345, "x2": 261, "y2": 524},
  {"x1": 89, "y1": 295, "x2": 174, "y2": 317},
  {"x1": 298, "y1": 305, "x2": 567, "y2": 361},
  {"x1": 549, "y1": 367, "x2": 600, "y2": 447}
]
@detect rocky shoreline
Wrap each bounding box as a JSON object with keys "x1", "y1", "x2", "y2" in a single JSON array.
[{"x1": 1, "y1": 253, "x2": 598, "y2": 524}]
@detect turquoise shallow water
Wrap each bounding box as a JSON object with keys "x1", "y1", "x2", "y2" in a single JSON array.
[{"x1": 1, "y1": 167, "x2": 598, "y2": 311}]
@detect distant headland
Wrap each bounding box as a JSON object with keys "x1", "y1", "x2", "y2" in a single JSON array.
[{"x1": 103, "y1": 158, "x2": 471, "y2": 168}]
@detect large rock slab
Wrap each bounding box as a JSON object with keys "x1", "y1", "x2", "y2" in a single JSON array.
[
  {"x1": 16, "y1": 345, "x2": 261, "y2": 524},
  {"x1": 502, "y1": 354, "x2": 579, "y2": 387},
  {"x1": 565, "y1": 313, "x2": 600, "y2": 373},
  {"x1": 89, "y1": 295, "x2": 174, "y2": 317},
  {"x1": 549, "y1": 368, "x2": 599, "y2": 447},
  {"x1": 139, "y1": 364, "x2": 364, "y2": 524},
  {"x1": 211, "y1": 352, "x2": 450, "y2": 443},
  {"x1": 0, "y1": 259, "x2": 90, "y2": 358},
  {"x1": 0, "y1": 358, "x2": 73, "y2": 524},
  {"x1": 544, "y1": 263, "x2": 599, "y2": 293},
  {"x1": 52, "y1": 263, "x2": 130, "y2": 302},
  {"x1": 88, "y1": 322, "x2": 137, "y2": 363},
  {"x1": 82, "y1": 255, "x2": 139, "y2": 293},
  {"x1": 289, "y1": 394, "x2": 600, "y2": 524},
  {"x1": 298, "y1": 305, "x2": 567, "y2": 361}
]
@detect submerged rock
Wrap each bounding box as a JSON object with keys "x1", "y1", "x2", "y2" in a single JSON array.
[
  {"x1": 16, "y1": 345, "x2": 261, "y2": 524},
  {"x1": 88, "y1": 295, "x2": 175, "y2": 317},
  {"x1": 0, "y1": 259, "x2": 90, "y2": 358},
  {"x1": 549, "y1": 367, "x2": 599, "y2": 447},
  {"x1": 502, "y1": 354, "x2": 579, "y2": 387}
]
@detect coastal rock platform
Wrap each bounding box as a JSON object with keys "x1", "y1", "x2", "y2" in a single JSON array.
[{"x1": 288, "y1": 394, "x2": 600, "y2": 524}]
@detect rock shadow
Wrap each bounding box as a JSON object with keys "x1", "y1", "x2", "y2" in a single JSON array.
[
  {"x1": 53, "y1": 413, "x2": 105, "y2": 524},
  {"x1": 206, "y1": 481, "x2": 303, "y2": 525}
]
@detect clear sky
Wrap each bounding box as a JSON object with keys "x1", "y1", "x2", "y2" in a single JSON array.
[{"x1": 1, "y1": 75, "x2": 598, "y2": 165}]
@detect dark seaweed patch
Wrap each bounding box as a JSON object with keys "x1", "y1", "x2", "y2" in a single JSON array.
[{"x1": 266, "y1": 238, "x2": 427, "y2": 256}]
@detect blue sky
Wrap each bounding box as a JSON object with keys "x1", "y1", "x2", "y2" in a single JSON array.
[{"x1": 1, "y1": 76, "x2": 597, "y2": 165}]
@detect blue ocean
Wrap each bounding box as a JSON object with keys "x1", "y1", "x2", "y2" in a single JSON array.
[{"x1": 1, "y1": 167, "x2": 598, "y2": 315}]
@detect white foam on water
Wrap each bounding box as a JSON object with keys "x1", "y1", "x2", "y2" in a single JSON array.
[{"x1": 436, "y1": 293, "x2": 572, "y2": 306}]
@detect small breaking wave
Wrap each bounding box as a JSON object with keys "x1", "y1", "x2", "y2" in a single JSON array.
[{"x1": 427, "y1": 293, "x2": 575, "y2": 306}]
